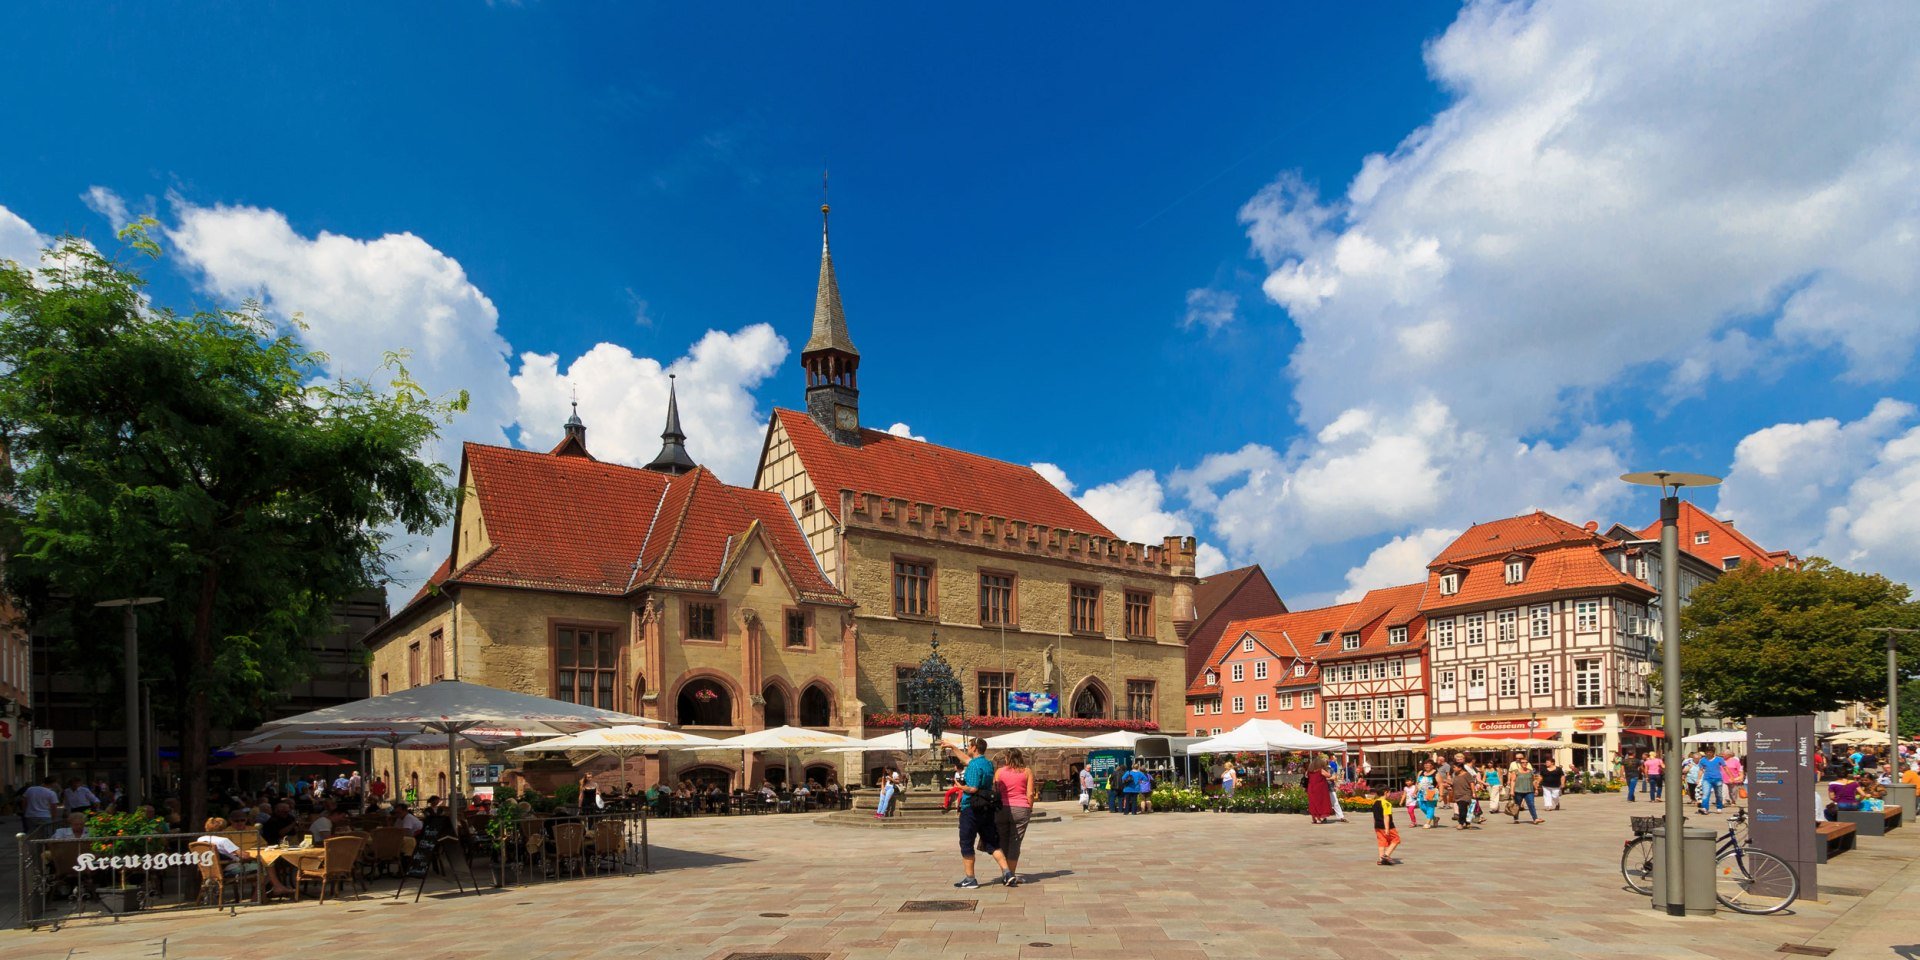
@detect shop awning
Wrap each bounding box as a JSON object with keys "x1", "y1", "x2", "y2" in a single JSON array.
[{"x1": 1623, "y1": 728, "x2": 1666, "y2": 738}]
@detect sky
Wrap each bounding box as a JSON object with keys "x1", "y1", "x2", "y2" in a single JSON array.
[{"x1": 4, "y1": 1, "x2": 1918, "y2": 608}]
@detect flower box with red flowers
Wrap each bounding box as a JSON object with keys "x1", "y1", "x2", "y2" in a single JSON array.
[{"x1": 863, "y1": 712, "x2": 1158, "y2": 732}]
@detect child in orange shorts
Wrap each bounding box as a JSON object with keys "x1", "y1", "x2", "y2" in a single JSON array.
[{"x1": 1365, "y1": 784, "x2": 1401, "y2": 866}]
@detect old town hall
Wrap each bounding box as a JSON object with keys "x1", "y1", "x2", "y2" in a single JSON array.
[{"x1": 365, "y1": 206, "x2": 1197, "y2": 793}]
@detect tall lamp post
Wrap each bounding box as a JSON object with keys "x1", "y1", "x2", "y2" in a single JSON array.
[
  {"x1": 1867, "y1": 627, "x2": 1915, "y2": 814},
  {"x1": 96, "y1": 596, "x2": 163, "y2": 810},
  {"x1": 1622, "y1": 470, "x2": 1720, "y2": 917}
]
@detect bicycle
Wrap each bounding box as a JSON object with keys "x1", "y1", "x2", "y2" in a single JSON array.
[{"x1": 1620, "y1": 809, "x2": 1798, "y2": 914}]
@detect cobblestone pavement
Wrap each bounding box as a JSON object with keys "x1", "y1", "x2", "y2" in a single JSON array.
[{"x1": 3, "y1": 796, "x2": 1915, "y2": 960}]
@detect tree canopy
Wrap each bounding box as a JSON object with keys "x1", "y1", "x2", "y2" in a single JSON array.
[
  {"x1": 0, "y1": 225, "x2": 462, "y2": 825},
  {"x1": 1678, "y1": 558, "x2": 1920, "y2": 721}
]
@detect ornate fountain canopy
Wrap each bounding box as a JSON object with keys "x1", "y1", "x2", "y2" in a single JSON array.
[{"x1": 905, "y1": 634, "x2": 965, "y2": 751}]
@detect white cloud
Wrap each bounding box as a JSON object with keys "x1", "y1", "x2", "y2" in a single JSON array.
[
  {"x1": 885, "y1": 422, "x2": 925, "y2": 442},
  {"x1": 82, "y1": 186, "x2": 131, "y2": 230},
  {"x1": 0, "y1": 205, "x2": 47, "y2": 268},
  {"x1": 1181, "y1": 288, "x2": 1239, "y2": 333},
  {"x1": 1719, "y1": 399, "x2": 1920, "y2": 585},
  {"x1": 1031, "y1": 462, "x2": 1074, "y2": 496},
  {"x1": 165, "y1": 198, "x2": 787, "y2": 602},
  {"x1": 1335, "y1": 527, "x2": 1460, "y2": 602},
  {"x1": 1028, "y1": 463, "x2": 1224, "y2": 574}
]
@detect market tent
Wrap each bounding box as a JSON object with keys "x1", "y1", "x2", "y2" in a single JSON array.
[
  {"x1": 984, "y1": 728, "x2": 1089, "y2": 749},
  {"x1": 1081, "y1": 730, "x2": 1149, "y2": 749},
  {"x1": 1359, "y1": 741, "x2": 1430, "y2": 753},
  {"x1": 1187, "y1": 718, "x2": 1346, "y2": 754},
  {"x1": 507, "y1": 725, "x2": 724, "y2": 754},
  {"x1": 260, "y1": 680, "x2": 650, "y2": 811},
  {"x1": 825, "y1": 728, "x2": 967, "y2": 753},
  {"x1": 1681, "y1": 729, "x2": 1748, "y2": 745},
  {"x1": 1826, "y1": 729, "x2": 1891, "y2": 745},
  {"x1": 216, "y1": 750, "x2": 352, "y2": 768}
]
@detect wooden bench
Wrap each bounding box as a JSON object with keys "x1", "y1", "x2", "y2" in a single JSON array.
[
  {"x1": 1836, "y1": 805, "x2": 1902, "y2": 836},
  {"x1": 1815, "y1": 821, "x2": 1857, "y2": 863}
]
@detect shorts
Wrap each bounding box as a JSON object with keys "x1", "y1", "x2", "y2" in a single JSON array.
[
  {"x1": 1375, "y1": 827, "x2": 1400, "y2": 847},
  {"x1": 958, "y1": 805, "x2": 1000, "y2": 856}
]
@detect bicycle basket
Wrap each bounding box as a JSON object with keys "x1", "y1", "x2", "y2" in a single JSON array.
[{"x1": 1630, "y1": 816, "x2": 1663, "y2": 834}]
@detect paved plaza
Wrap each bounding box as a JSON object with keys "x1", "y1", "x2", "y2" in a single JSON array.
[{"x1": 4, "y1": 796, "x2": 1916, "y2": 960}]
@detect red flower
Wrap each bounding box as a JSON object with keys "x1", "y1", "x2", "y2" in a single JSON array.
[{"x1": 862, "y1": 712, "x2": 1158, "y2": 733}]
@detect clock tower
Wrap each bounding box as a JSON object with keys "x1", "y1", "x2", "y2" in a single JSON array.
[{"x1": 802, "y1": 203, "x2": 863, "y2": 446}]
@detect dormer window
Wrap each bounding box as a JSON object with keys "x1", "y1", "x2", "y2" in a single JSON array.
[
  {"x1": 1388, "y1": 626, "x2": 1408, "y2": 645},
  {"x1": 1440, "y1": 572, "x2": 1460, "y2": 595},
  {"x1": 1241, "y1": 636, "x2": 1255, "y2": 653},
  {"x1": 1316, "y1": 631, "x2": 1333, "y2": 645},
  {"x1": 1504, "y1": 559, "x2": 1526, "y2": 584},
  {"x1": 1342, "y1": 633, "x2": 1361, "y2": 651},
  {"x1": 1694, "y1": 531, "x2": 1710, "y2": 545},
  {"x1": 1722, "y1": 557, "x2": 1741, "y2": 571},
  {"x1": 1293, "y1": 663, "x2": 1306, "y2": 677},
  {"x1": 1205, "y1": 671, "x2": 1216, "y2": 686}
]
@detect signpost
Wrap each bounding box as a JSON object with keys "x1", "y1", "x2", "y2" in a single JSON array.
[{"x1": 1746, "y1": 715, "x2": 1817, "y2": 900}]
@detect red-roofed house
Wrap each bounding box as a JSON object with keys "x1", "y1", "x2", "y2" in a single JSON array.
[
  {"x1": 1182, "y1": 565, "x2": 1288, "y2": 689},
  {"x1": 1636, "y1": 500, "x2": 1799, "y2": 573},
  {"x1": 1317, "y1": 582, "x2": 1431, "y2": 747},
  {"x1": 1186, "y1": 606, "x2": 1347, "y2": 738},
  {"x1": 752, "y1": 208, "x2": 1199, "y2": 747}
]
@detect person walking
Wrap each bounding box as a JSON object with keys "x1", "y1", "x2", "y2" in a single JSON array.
[
  {"x1": 1077, "y1": 765, "x2": 1095, "y2": 812},
  {"x1": 1682, "y1": 751, "x2": 1703, "y2": 805},
  {"x1": 950, "y1": 738, "x2": 1013, "y2": 889},
  {"x1": 1364, "y1": 784, "x2": 1401, "y2": 866},
  {"x1": 21, "y1": 775, "x2": 60, "y2": 834},
  {"x1": 1721, "y1": 749, "x2": 1744, "y2": 806},
  {"x1": 1221, "y1": 763, "x2": 1238, "y2": 797},
  {"x1": 1642, "y1": 750, "x2": 1664, "y2": 802},
  {"x1": 1698, "y1": 750, "x2": 1727, "y2": 813},
  {"x1": 1624, "y1": 750, "x2": 1644, "y2": 802},
  {"x1": 1415, "y1": 761, "x2": 1440, "y2": 828},
  {"x1": 1539, "y1": 757, "x2": 1564, "y2": 811},
  {"x1": 1507, "y1": 752, "x2": 1543, "y2": 824},
  {"x1": 1306, "y1": 757, "x2": 1337, "y2": 824},
  {"x1": 994, "y1": 749, "x2": 1034, "y2": 886},
  {"x1": 1449, "y1": 763, "x2": 1479, "y2": 829}
]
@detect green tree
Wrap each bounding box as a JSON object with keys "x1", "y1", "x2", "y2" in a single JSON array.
[
  {"x1": 0, "y1": 226, "x2": 462, "y2": 829},
  {"x1": 1678, "y1": 559, "x2": 1920, "y2": 720}
]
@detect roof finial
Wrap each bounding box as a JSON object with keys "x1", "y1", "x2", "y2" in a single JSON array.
[
  {"x1": 821, "y1": 168, "x2": 831, "y2": 249},
  {"x1": 555, "y1": 383, "x2": 590, "y2": 457}
]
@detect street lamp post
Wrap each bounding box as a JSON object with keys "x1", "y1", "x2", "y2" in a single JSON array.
[
  {"x1": 1622, "y1": 470, "x2": 1720, "y2": 917},
  {"x1": 1867, "y1": 627, "x2": 1915, "y2": 814},
  {"x1": 96, "y1": 597, "x2": 163, "y2": 810}
]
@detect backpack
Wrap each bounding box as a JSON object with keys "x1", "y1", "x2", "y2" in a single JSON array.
[{"x1": 969, "y1": 777, "x2": 1000, "y2": 813}]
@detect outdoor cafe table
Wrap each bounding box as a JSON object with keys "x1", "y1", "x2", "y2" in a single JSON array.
[{"x1": 255, "y1": 844, "x2": 328, "y2": 900}]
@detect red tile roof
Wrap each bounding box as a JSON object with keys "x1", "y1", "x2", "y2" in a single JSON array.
[
  {"x1": 1184, "y1": 565, "x2": 1288, "y2": 686},
  {"x1": 1320, "y1": 582, "x2": 1429, "y2": 660},
  {"x1": 770, "y1": 409, "x2": 1116, "y2": 537},
  {"x1": 449, "y1": 443, "x2": 842, "y2": 603},
  {"x1": 1185, "y1": 604, "x2": 1354, "y2": 696},
  {"x1": 1420, "y1": 531, "x2": 1651, "y2": 615},
  {"x1": 1637, "y1": 500, "x2": 1798, "y2": 572},
  {"x1": 1431, "y1": 510, "x2": 1600, "y2": 566}
]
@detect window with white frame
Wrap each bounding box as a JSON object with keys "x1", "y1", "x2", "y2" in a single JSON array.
[
  {"x1": 1231, "y1": 663, "x2": 1244, "y2": 682},
  {"x1": 1212, "y1": 727, "x2": 1222, "y2": 735},
  {"x1": 1194, "y1": 701, "x2": 1205, "y2": 716},
  {"x1": 1301, "y1": 722, "x2": 1315, "y2": 736},
  {"x1": 1339, "y1": 664, "x2": 1355, "y2": 682},
  {"x1": 1635, "y1": 557, "x2": 1649, "y2": 581},
  {"x1": 1694, "y1": 531, "x2": 1710, "y2": 545},
  {"x1": 1440, "y1": 571, "x2": 1460, "y2": 595},
  {"x1": 1496, "y1": 609, "x2": 1517, "y2": 642},
  {"x1": 1575, "y1": 657, "x2": 1603, "y2": 707},
  {"x1": 1241, "y1": 636, "x2": 1255, "y2": 653},
  {"x1": 1437, "y1": 670, "x2": 1456, "y2": 700},
  {"x1": 1360, "y1": 699, "x2": 1374, "y2": 721},
  {"x1": 1498, "y1": 665, "x2": 1517, "y2": 697},
  {"x1": 1205, "y1": 671, "x2": 1216, "y2": 686},
  {"x1": 1232, "y1": 696, "x2": 1245, "y2": 713},
  {"x1": 1388, "y1": 626, "x2": 1408, "y2": 645},
  {"x1": 1468, "y1": 667, "x2": 1487, "y2": 697},
  {"x1": 1293, "y1": 663, "x2": 1306, "y2": 677},
  {"x1": 1255, "y1": 694, "x2": 1269, "y2": 712},
  {"x1": 1391, "y1": 696, "x2": 1408, "y2": 720},
  {"x1": 1433, "y1": 618, "x2": 1455, "y2": 648},
  {"x1": 1465, "y1": 613, "x2": 1486, "y2": 645},
  {"x1": 1254, "y1": 660, "x2": 1268, "y2": 680},
  {"x1": 1210, "y1": 699, "x2": 1221, "y2": 714},
  {"x1": 1529, "y1": 604, "x2": 1551, "y2": 638},
  {"x1": 1389, "y1": 658, "x2": 1405, "y2": 678},
  {"x1": 1531, "y1": 660, "x2": 1551, "y2": 695},
  {"x1": 1575, "y1": 600, "x2": 1601, "y2": 632},
  {"x1": 1277, "y1": 692, "x2": 1294, "y2": 709},
  {"x1": 1505, "y1": 558, "x2": 1526, "y2": 584},
  {"x1": 1301, "y1": 691, "x2": 1314, "y2": 707},
  {"x1": 1342, "y1": 633, "x2": 1361, "y2": 651}
]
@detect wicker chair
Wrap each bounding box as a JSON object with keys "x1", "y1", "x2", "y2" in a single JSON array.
[
  {"x1": 551, "y1": 823, "x2": 587, "y2": 879},
  {"x1": 591, "y1": 820, "x2": 625, "y2": 873},
  {"x1": 191, "y1": 841, "x2": 247, "y2": 908},
  {"x1": 368, "y1": 827, "x2": 408, "y2": 878},
  {"x1": 295, "y1": 835, "x2": 367, "y2": 903}
]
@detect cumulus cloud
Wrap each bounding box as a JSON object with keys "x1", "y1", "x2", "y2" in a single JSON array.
[
  {"x1": 1181, "y1": 288, "x2": 1239, "y2": 333},
  {"x1": 0, "y1": 205, "x2": 48, "y2": 267},
  {"x1": 1187, "y1": 0, "x2": 1920, "y2": 586},
  {"x1": 1031, "y1": 462, "x2": 1074, "y2": 496},
  {"x1": 1719, "y1": 399, "x2": 1920, "y2": 585},
  {"x1": 885, "y1": 422, "x2": 925, "y2": 442},
  {"x1": 82, "y1": 186, "x2": 131, "y2": 230},
  {"x1": 1028, "y1": 463, "x2": 1225, "y2": 575},
  {"x1": 165, "y1": 198, "x2": 787, "y2": 600},
  {"x1": 1335, "y1": 527, "x2": 1460, "y2": 602}
]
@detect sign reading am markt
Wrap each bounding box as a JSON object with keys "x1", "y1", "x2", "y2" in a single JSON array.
[{"x1": 1746, "y1": 715, "x2": 1817, "y2": 900}]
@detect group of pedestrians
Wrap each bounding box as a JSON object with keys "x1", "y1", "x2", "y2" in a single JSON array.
[
  {"x1": 948, "y1": 737, "x2": 1036, "y2": 889},
  {"x1": 1404, "y1": 751, "x2": 1553, "y2": 829}
]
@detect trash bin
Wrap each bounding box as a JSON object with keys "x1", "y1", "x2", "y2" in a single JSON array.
[{"x1": 1650, "y1": 825, "x2": 1717, "y2": 916}]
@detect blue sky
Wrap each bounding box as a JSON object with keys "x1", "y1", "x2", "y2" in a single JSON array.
[{"x1": 5, "y1": 2, "x2": 1918, "y2": 605}]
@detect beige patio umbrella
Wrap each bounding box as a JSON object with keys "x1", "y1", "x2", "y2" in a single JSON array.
[
  {"x1": 983, "y1": 728, "x2": 1089, "y2": 749},
  {"x1": 702, "y1": 725, "x2": 869, "y2": 792}
]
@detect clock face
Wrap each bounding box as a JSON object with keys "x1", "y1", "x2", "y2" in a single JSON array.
[{"x1": 835, "y1": 405, "x2": 858, "y2": 429}]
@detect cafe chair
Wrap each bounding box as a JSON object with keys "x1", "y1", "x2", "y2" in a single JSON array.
[
  {"x1": 551, "y1": 823, "x2": 587, "y2": 879},
  {"x1": 190, "y1": 841, "x2": 248, "y2": 908},
  {"x1": 368, "y1": 827, "x2": 408, "y2": 878},
  {"x1": 296, "y1": 835, "x2": 367, "y2": 903}
]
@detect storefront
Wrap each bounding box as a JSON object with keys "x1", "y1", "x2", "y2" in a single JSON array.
[{"x1": 1431, "y1": 711, "x2": 1651, "y2": 775}]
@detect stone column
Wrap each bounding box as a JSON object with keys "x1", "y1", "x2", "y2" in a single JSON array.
[{"x1": 741, "y1": 608, "x2": 765, "y2": 732}]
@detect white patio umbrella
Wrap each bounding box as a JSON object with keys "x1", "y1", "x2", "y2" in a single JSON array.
[
  {"x1": 1186, "y1": 718, "x2": 1347, "y2": 787},
  {"x1": 700, "y1": 725, "x2": 868, "y2": 791},
  {"x1": 508, "y1": 726, "x2": 725, "y2": 791},
  {"x1": 1682, "y1": 729, "x2": 1749, "y2": 745},
  {"x1": 983, "y1": 728, "x2": 1088, "y2": 749},
  {"x1": 260, "y1": 680, "x2": 652, "y2": 812},
  {"x1": 1825, "y1": 729, "x2": 1890, "y2": 745},
  {"x1": 824, "y1": 727, "x2": 967, "y2": 753},
  {"x1": 226, "y1": 725, "x2": 528, "y2": 798},
  {"x1": 1081, "y1": 730, "x2": 1148, "y2": 749}
]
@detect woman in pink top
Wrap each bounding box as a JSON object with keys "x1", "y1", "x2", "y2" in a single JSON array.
[
  {"x1": 1642, "y1": 752, "x2": 1665, "y2": 803},
  {"x1": 994, "y1": 748, "x2": 1035, "y2": 887}
]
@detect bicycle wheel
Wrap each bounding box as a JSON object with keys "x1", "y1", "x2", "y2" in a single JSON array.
[
  {"x1": 1620, "y1": 837, "x2": 1656, "y2": 895},
  {"x1": 1715, "y1": 847, "x2": 1798, "y2": 914}
]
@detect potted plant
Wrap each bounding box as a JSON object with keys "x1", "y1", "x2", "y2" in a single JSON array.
[
  {"x1": 85, "y1": 810, "x2": 164, "y2": 913},
  {"x1": 484, "y1": 800, "x2": 522, "y2": 886}
]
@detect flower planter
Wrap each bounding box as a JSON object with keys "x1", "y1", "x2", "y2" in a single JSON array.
[{"x1": 99, "y1": 886, "x2": 141, "y2": 914}]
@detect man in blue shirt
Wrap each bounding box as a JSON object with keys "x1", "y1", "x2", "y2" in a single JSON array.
[
  {"x1": 1698, "y1": 752, "x2": 1727, "y2": 812},
  {"x1": 948, "y1": 737, "x2": 1012, "y2": 888}
]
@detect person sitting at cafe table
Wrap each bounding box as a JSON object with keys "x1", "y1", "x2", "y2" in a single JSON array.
[
  {"x1": 51, "y1": 812, "x2": 90, "y2": 840},
  {"x1": 260, "y1": 801, "x2": 299, "y2": 845},
  {"x1": 393, "y1": 802, "x2": 423, "y2": 837},
  {"x1": 309, "y1": 800, "x2": 338, "y2": 845},
  {"x1": 200, "y1": 817, "x2": 296, "y2": 898}
]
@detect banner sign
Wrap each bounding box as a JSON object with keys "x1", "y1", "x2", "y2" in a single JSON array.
[
  {"x1": 1006, "y1": 691, "x2": 1058, "y2": 715},
  {"x1": 1573, "y1": 717, "x2": 1607, "y2": 732},
  {"x1": 1747, "y1": 715, "x2": 1817, "y2": 899},
  {"x1": 1470, "y1": 719, "x2": 1535, "y2": 732},
  {"x1": 78, "y1": 851, "x2": 214, "y2": 872},
  {"x1": 1086, "y1": 749, "x2": 1131, "y2": 776}
]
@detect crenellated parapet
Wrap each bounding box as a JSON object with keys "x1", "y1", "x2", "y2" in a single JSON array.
[{"x1": 838, "y1": 489, "x2": 1197, "y2": 577}]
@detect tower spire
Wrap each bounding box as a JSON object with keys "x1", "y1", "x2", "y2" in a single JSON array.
[
  {"x1": 644, "y1": 374, "x2": 697, "y2": 475},
  {"x1": 550, "y1": 387, "x2": 593, "y2": 458}
]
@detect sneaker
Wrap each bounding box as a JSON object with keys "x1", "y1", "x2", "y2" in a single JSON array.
[
  {"x1": 1003, "y1": 873, "x2": 1020, "y2": 887},
  {"x1": 953, "y1": 877, "x2": 979, "y2": 889}
]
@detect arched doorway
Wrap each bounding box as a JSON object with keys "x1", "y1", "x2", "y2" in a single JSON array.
[
  {"x1": 1072, "y1": 680, "x2": 1108, "y2": 720},
  {"x1": 804, "y1": 763, "x2": 835, "y2": 787},
  {"x1": 677, "y1": 678, "x2": 734, "y2": 726},
  {"x1": 763, "y1": 684, "x2": 789, "y2": 727},
  {"x1": 799, "y1": 684, "x2": 833, "y2": 727},
  {"x1": 679, "y1": 765, "x2": 735, "y2": 792}
]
